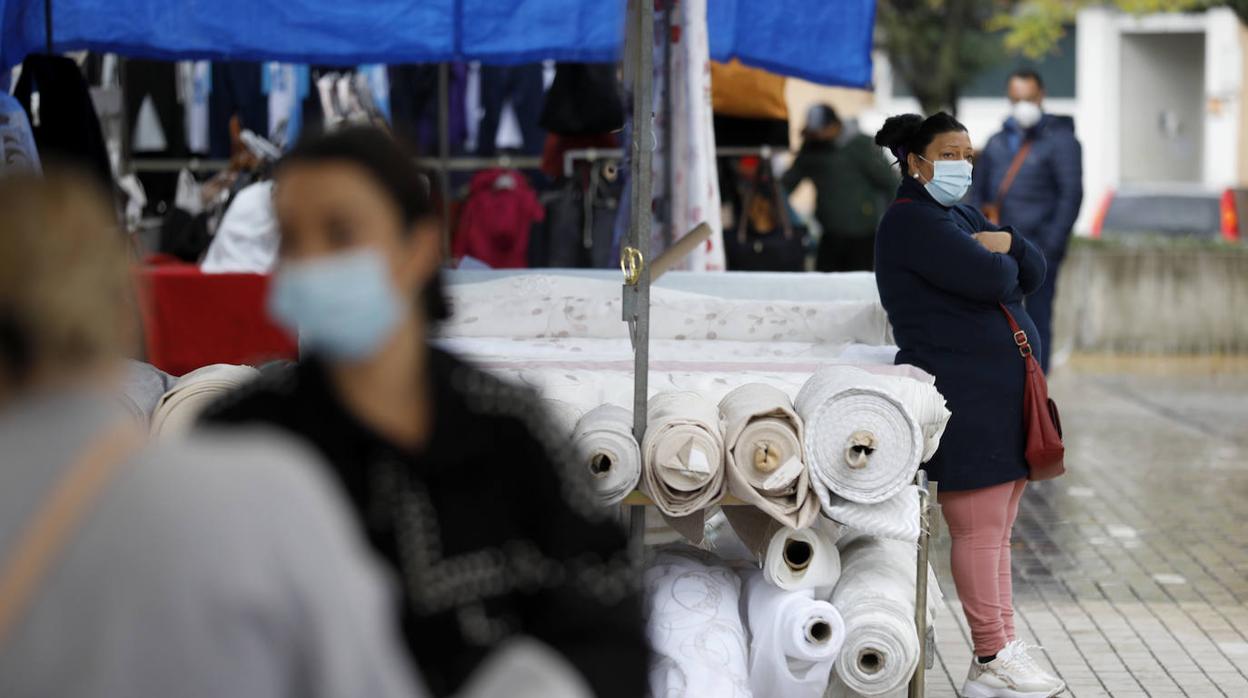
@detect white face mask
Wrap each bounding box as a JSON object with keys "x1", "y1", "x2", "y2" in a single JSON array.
[{"x1": 1011, "y1": 100, "x2": 1043, "y2": 129}]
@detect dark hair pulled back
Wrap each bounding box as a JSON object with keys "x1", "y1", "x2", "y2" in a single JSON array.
[
  {"x1": 277, "y1": 126, "x2": 449, "y2": 321},
  {"x1": 874, "y1": 112, "x2": 967, "y2": 176}
]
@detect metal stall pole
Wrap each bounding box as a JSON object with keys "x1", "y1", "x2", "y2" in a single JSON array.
[
  {"x1": 437, "y1": 63, "x2": 452, "y2": 258},
  {"x1": 660, "y1": 0, "x2": 674, "y2": 250},
  {"x1": 910, "y1": 471, "x2": 934, "y2": 698},
  {"x1": 622, "y1": 0, "x2": 656, "y2": 568}
]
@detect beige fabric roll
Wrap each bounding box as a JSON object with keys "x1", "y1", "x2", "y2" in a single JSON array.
[
  {"x1": 718, "y1": 384, "x2": 820, "y2": 535},
  {"x1": 150, "y1": 364, "x2": 259, "y2": 437},
  {"x1": 641, "y1": 391, "x2": 726, "y2": 543},
  {"x1": 572, "y1": 405, "x2": 641, "y2": 507}
]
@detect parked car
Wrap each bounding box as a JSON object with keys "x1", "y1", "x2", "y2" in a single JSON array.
[{"x1": 1090, "y1": 185, "x2": 1244, "y2": 242}]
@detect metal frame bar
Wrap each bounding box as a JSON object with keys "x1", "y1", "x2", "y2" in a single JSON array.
[
  {"x1": 623, "y1": 0, "x2": 655, "y2": 566},
  {"x1": 911, "y1": 471, "x2": 936, "y2": 697},
  {"x1": 562, "y1": 145, "x2": 777, "y2": 178}
]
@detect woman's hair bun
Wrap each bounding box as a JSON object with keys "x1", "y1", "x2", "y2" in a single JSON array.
[{"x1": 874, "y1": 113, "x2": 923, "y2": 151}]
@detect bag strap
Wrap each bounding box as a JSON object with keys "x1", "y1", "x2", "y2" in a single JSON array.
[
  {"x1": 998, "y1": 302, "x2": 1034, "y2": 359},
  {"x1": 0, "y1": 421, "x2": 143, "y2": 649},
  {"x1": 993, "y1": 141, "x2": 1033, "y2": 212}
]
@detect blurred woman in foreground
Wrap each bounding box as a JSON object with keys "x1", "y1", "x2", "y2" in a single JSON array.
[
  {"x1": 201, "y1": 127, "x2": 647, "y2": 698},
  {"x1": 0, "y1": 172, "x2": 419, "y2": 697}
]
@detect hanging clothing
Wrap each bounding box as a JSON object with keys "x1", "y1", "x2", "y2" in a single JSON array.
[
  {"x1": 710, "y1": 59, "x2": 788, "y2": 121},
  {"x1": 12, "y1": 54, "x2": 113, "y2": 191},
  {"x1": 650, "y1": 0, "x2": 725, "y2": 271},
  {"x1": 539, "y1": 63, "x2": 623, "y2": 137},
  {"x1": 200, "y1": 181, "x2": 279, "y2": 274},
  {"x1": 125, "y1": 59, "x2": 186, "y2": 155},
  {"x1": 477, "y1": 64, "x2": 545, "y2": 156},
  {"x1": 453, "y1": 169, "x2": 544, "y2": 269},
  {"x1": 199, "y1": 350, "x2": 648, "y2": 698},
  {"x1": 0, "y1": 92, "x2": 41, "y2": 175},
  {"x1": 178, "y1": 61, "x2": 212, "y2": 155},
  {"x1": 265, "y1": 63, "x2": 309, "y2": 149},
  {"x1": 388, "y1": 63, "x2": 468, "y2": 155},
  {"x1": 209, "y1": 61, "x2": 268, "y2": 159},
  {"x1": 533, "y1": 160, "x2": 622, "y2": 268}
]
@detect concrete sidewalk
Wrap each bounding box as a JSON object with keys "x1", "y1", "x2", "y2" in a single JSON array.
[{"x1": 926, "y1": 358, "x2": 1248, "y2": 697}]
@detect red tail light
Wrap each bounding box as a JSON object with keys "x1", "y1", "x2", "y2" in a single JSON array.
[
  {"x1": 1220, "y1": 189, "x2": 1240, "y2": 242},
  {"x1": 1090, "y1": 189, "x2": 1115, "y2": 238}
]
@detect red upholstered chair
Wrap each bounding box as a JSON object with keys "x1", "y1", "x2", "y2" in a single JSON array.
[{"x1": 136, "y1": 263, "x2": 298, "y2": 376}]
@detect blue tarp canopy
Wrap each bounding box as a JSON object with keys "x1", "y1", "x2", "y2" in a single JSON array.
[{"x1": 1, "y1": 0, "x2": 875, "y2": 88}]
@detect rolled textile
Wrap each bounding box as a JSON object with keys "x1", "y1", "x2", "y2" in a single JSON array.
[
  {"x1": 742, "y1": 570, "x2": 846, "y2": 698},
  {"x1": 539, "y1": 398, "x2": 583, "y2": 439},
  {"x1": 795, "y1": 367, "x2": 925, "y2": 505},
  {"x1": 150, "y1": 364, "x2": 260, "y2": 437},
  {"x1": 822, "y1": 486, "x2": 923, "y2": 544},
  {"x1": 645, "y1": 547, "x2": 752, "y2": 698},
  {"x1": 641, "y1": 391, "x2": 726, "y2": 543},
  {"x1": 718, "y1": 384, "x2": 820, "y2": 531},
  {"x1": 572, "y1": 405, "x2": 642, "y2": 506},
  {"x1": 117, "y1": 359, "x2": 176, "y2": 426},
  {"x1": 762, "y1": 517, "x2": 843, "y2": 593},
  {"x1": 831, "y1": 536, "x2": 927, "y2": 697}
]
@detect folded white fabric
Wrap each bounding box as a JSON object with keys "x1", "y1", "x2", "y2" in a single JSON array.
[
  {"x1": 742, "y1": 570, "x2": 845, "y2": 698},
  {"x1": 831, "y1": 536, "x2": 927, "y2": 697},
  {"x1": 822, "y1": 485, "x2": 923, "y2": 544},
  {"x1": 641, "y1": 391, "x2": 726, "y2": 542},
  {"x1": 150, "y1": 364, "x2": 260, "y2": 437},
  {"x1": 762, "y1": 518, "x2": 843, "y2": 593},
  {"x1": 645, "y1": 547, "x2": 752, "y2": 698},
  {"x1": 719, "y1": 384, "x2": 820, "y2": 533},
  {"x1": 572, "y1": 405, "x2": 641, "y2": 506},
  {"x1": 796, "y1": 367, "x2": 929, "y2": 505}
]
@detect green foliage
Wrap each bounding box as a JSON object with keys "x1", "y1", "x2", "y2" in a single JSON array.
[{"x1": 991, "y1": 1, "x2": 1231, "y2": 59}]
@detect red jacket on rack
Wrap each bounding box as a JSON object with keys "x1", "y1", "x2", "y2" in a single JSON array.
[{"x1": 452, "y1": 168, "x2": 544, "y2": 269}]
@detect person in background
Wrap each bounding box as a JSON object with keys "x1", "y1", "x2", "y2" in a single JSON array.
[
  {"x1": 971, "y1": 69, "x2": 1083, "y2": 373},
  {"x1": 200, "y1": 127, "x2": 647, "y2": 698},
  {"x1": 781, "y1": 104, "x2": 897, "y2": 272},
  {"x1": 874, "y1": 112, "x2": 1066, "y2": 698},
  {"x1": 0, "y1": 172, "x2": 421, "y2": 698}
]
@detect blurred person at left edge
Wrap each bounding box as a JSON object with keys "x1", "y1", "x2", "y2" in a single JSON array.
[{"x1": 200, "y1": 127, "x2": 647, "y2": 698}]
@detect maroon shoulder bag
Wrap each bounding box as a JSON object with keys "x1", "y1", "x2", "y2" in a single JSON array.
[{"x1": 999, "y1": 303, "x2": 1065, "y2": 480}]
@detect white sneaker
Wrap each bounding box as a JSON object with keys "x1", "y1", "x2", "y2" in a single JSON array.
[
  {"x1": 960, "y1": 642, "x2": 1066, "y2": 698},
  {"x1": 1003, "y1": 640, "x2": 1065, "y2": 692}
]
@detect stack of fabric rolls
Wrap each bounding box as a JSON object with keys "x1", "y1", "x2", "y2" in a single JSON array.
[{"x1": 149, "y1": 363, "x2": 260, "y2": 437}]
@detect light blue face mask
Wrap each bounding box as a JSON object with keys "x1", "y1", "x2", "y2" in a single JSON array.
[
  {"x1": 268, "y1": 248, "x2": 404, "y2": 362},
  {"x1": 919, "y1": 156, "x2": 973, "y2": 207}
]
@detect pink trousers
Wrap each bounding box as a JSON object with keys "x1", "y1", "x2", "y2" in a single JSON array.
[{"x1": 938, "y1": 478, "x2": 1027, "y2": 657}]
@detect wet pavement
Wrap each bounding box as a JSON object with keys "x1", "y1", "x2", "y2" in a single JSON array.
[{"x1": 927, "y1": 357, "x2": 1248, "y2": 697}]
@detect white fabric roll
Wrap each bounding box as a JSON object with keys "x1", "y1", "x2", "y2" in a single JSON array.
[
  {"x1": 822, "y1": 486, "x2": 923, "y2": 544},
  {"x1": 742, "y1": 570, "x2": 845, "y2": 698},
  {"x1": 150, "y1": 364, "x2": 260, "y2": 437},
  {"x1": 539, "y1": 398, "x2": 583, "y2": 439},
  {"x1": 831, "y1": 536, "x2": 926, "y2": 697},
  {"x1": 795, "y1": 367, "x2": 927, "y2": 505},
  {"x1": 719, "y1": 384, "x2": 820, "y2": 532},
  {"x1": 641, "y1": 392, "x2": 726, "y2": 542},
  {"x1": 762, "y1": 518, "x2": 842, "y2": 593},
  {"x1": 645, "y1": 547, "x2": 752, "y2": 698},
  {"x1": 572, "y1": 405, "x2": 641, "y2": 506}
]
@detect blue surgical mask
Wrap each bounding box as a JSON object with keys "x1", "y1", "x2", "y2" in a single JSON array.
[
  {"x1": 919, "y1": 157, "x2": 973, "y2": 207},
  {"x1": 268, "y1": 248, "x2": 403, "y2": 361}
]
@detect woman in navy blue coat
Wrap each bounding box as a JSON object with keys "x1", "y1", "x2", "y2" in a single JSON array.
[{"x1": 873, "y1": 113, "x2": 1066, "y2": 698}]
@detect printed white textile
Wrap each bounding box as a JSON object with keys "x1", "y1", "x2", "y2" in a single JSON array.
[
  {"x1": 718, "y1": 383, "x2": 819, "y2": 530},
  {"x1": 642, "y1": 392, "x2": 726, "y2": 542},
  {"x1": 741, "y1": 570, "x2": 845, "y2": 698},
  {"x1": 572, "y1": 405, "x2": 641, "y2": 507},
  {"x1": 822, "y1": 486, "x2": 923, "y2": 544},
  {"x1": 150, "y1": 364, "x2": 259, "y2": 436},
  {"x1": 441, "y1": 275, "x2": 889, "y2": 346},
  {"x1": 646, "y1": 547, "x2": 752, "y2": 698},
  {"x1": 831, "y1": 536, "x2": 930, "y2": 697}
]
